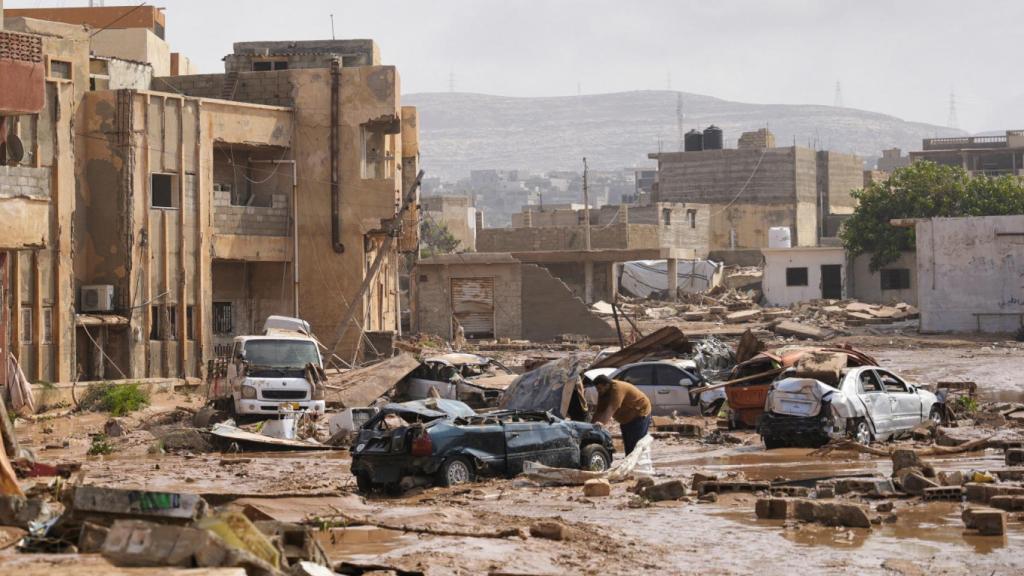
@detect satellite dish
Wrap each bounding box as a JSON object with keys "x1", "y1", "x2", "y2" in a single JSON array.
[{"x1": 5, "y1": 133, "x2": 24, "y2": 164}]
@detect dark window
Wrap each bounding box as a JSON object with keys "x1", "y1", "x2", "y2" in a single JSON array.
[
  {"x1": 186, "y1": 305, "x2": 194, "y2": 340},
  {"x1": 252, "y1": 61, "x2": 273, "y2": 72},
  {"x1": 616, "y1": 366, "x2": 655, "y2": 387},
  {"x1": 662, "y1": 208, "x2": 672, "y2": 225},
  {"x1": 654, "y1": 365, "x2": 693, "y2": 387},
  {"x1": 150, "y1": 306, "x2": 161, "y2": 340},
  {"x1": 878, "y1": 371, "x2": 908, "y2": 393},
  {"x1": 880, "y1": 268, "x2": 911, "y2": 290},
  {"x1": 786, "y1": 267, "x2": 808, "y2": 286},
  {"x1": 166, "y1": 307, "x2": 178, "y2": 340},
  {"x1": 687, "y1": 209, "x2": 697, "y2": 228},
  {"x1": 213, "y1": 302, "x2": 233, "y2": 335},
  {"x1": 49, "y1": 59, "x2": 72, "y2": 80},
  {"x1": 151, "y1": 173, "x2": 176, "y2": 208},
  {"x1": 859, "y1": 370, "x2": 884, "y2": 393},
  {"x1": 273, "y1": 61, "x2": 289, "y2": 70}
]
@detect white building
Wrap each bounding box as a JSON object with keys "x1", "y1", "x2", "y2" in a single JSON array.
[{"x1": 762, "y1": 247, "x2": 846, "y2": 306}]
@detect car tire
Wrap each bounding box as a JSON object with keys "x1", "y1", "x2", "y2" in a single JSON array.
[
  {"x1": 851, "y1": 420, "x2": 872, "y2": 445},
  {"x1": 435, "y1": 456, "x2": 475, "y2": 487},
  {"x1": 581, "y1": 444, "x2": 611, "y2": 472},
  {"x1": 763, "y1": 436, "x2": 783, "y2": 450},
  {"x1": 355, "y1": 472, "x2": 374, "y2": 494},
  {"x1": 929, "y1": 406, "x2": 943, "y2": 426}
]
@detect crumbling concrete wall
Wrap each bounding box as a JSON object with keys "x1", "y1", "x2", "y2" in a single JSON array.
[
  {"x1": 916, "y1": 216, "x2": 1024, "y2": 332},
  {"x1": 422, "y1": 196, "x2": 476, "y2": 252},
  {"x1": 0, "y1": 167, "x2": 50, "y2": 249},
  {"x1": 225, "y1": 40, "x2": 378, "y2": 73},
  {"x1": 521, "y1": 264, "x2": 616, "y2": 342},
  {"x1": 849, "y1": 251, "x2": 917, "y2": 306}
]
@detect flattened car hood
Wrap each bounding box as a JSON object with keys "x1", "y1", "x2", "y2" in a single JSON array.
[{"x1": 767, "y1": 378, "x2": 836, "y2": 417}]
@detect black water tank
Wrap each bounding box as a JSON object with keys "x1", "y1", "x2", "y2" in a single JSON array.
[
  {"x1": 684, "y1": 129, "x2": 703, "y2": 152},
  {"x1": 703, "y1": 125, "x2": 723, "y2": 150}
]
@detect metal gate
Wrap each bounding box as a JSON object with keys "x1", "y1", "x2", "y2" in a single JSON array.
[{"x1": 451, "y1": 277, "x2": 495, "y2": 338}]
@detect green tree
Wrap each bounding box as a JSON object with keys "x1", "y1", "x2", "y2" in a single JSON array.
[
  {"x1": 419, "y1": 219, "x2": 461, "y2": 258},
  {"x1": 840, "y1": 161, "x2": 1024, "y2": 271}
]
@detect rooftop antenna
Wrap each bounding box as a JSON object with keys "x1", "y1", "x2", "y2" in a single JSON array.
[
  {"x1": 833, "y1": 81, "x2": 843, "y2": 108},
  {"x1": 676, "y1": 92, "x2": 684, "y2": 152},
  {"x1": 329, "y1": 14, "x2": 336, "y2": 40},
  {"x1": 947, "y1": 90, "x2": 959, "y2": 129}
]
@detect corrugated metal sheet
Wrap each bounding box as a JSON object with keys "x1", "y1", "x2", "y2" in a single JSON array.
[{"x1": 451, "y1": 277, "x2": 494, "y2": 338}]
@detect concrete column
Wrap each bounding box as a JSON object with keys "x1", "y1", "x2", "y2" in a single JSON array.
[
  {"x1": 609, "y1": 262, "x2": 619, "y2": 302},
  {"x1": 584, "y1": 260, "x2": 594, "y2": 304},
  {"x1": 667, "y1": 258, "x2": 678, "y2": 301}
]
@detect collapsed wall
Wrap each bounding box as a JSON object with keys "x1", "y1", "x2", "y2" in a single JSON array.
[{"x1": 521, "y1": 264, "x2": 617, "y2": 342}]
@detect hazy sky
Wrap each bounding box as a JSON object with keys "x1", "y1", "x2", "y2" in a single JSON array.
[{"x1": 10, "y1": 0, "x2": 1023, "y2": 133}]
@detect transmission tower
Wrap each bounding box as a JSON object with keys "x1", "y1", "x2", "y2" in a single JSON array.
[
  {"x1": 947, "y1": 90, "x2": 959, "y2": 129},
  {"x1": 833, "y1": 81, "x2": 843, "y2": 108},
  {"x1": 676, "y1": 93, "x2": 684, "y2": 152}
]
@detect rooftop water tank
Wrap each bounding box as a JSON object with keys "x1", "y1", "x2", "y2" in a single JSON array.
[
  {"x1": 684, "y1": 129, "x2": 703, "y2": 152},
  {"x1": 768, "y1": 227, "x2": 792, "y2": 249},
  {"x1": 703, "y1": 125, "x2": 723, "y2": 150}
]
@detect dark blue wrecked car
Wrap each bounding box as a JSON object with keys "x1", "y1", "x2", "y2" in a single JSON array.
[{"x1": 350, "y1": 399, "x2": 613, "y2": 493}]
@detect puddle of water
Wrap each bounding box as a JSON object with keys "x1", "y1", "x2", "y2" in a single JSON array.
[{"x1": 314, "y1": 526, "x2": 417, "y2": 562}]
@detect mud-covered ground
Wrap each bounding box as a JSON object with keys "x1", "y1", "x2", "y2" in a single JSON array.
[{"x1": 5, "y1": 333, "x2": 1024, "y2": 575}]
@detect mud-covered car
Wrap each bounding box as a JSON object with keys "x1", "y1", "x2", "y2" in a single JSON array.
[
  {"x1": 350, "y1": 399, "x2": 614, "y2": 493},
  {"x1": 758, "y1": 366, "x2": 942, "y2": 449}
]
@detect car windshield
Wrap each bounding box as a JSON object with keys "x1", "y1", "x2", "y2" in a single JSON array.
[{"x1": 244, "y1": 340, "x2": 320, "y2": 369}]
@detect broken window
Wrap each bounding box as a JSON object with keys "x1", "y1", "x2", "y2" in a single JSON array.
[
  {"x1": 20, "y1": 308, "x2": 32, "y2": 344},
  {"x1": 151, "y1": 173, "x2": 177, "y2": 208},
  {"x1": 785, "y1": 267, "x2": 808, "y2": 287},
  {"x1": 880, "y1": 268, "x2": 910, "y2": 290},
  {"x1": 662, "y1": 208, "x2": 672, "y2": 226},
  {"x1": 48, "y1": 59, "x2": 71, "y2": 80},
  {"x1": 213, "y1": 301, "x2": 233, "y2": 335},
  {"x1": 687, "y1": 209, "x2": 697, "y2": 228},
  {"x1": 150, "y1": 305, "x2": 177, "y2": 340},
  {"x1": 859, "y1": 370, "x2": 884, "y2": 393}
]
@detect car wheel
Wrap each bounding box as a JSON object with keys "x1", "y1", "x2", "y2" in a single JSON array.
[
  {"x1": 436, "y1": 456, "x2": 475, "y2": 487},
  {"x1": 581, "y1": 444, "x2": 611, "y2": 472},
  {"x1": 763, "y1": 436, "x2": 783, "y2": 450},
  {"x1": 851, "y1": 420, "x2": 872, "y2": 445},
  {"x1": 929, "y1": 406, "x2": 943, "y2": 426},
  {"x1": 355, "y1": 472, "x2": 374, "y2": 494}
]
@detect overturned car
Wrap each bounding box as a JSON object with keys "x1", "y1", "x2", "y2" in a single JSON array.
[
  {"x1": 758, "y1": 364, "x2": 943, "y2": 449},
  {"x1": 350, "y1": 398, "x2": 614, "y2": 493}
]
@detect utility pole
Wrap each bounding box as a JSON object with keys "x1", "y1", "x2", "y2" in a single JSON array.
[{"x1": 582, "y1": 157, "x2": 591, "y2": 251}]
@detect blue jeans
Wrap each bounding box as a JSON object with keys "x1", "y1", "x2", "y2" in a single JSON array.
[{"x1": 621, "y1": 415, "x2": 651, "y2": 455}]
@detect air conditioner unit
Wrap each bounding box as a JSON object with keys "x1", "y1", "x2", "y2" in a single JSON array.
[{"x1": 81, "y1": 285, "x2": 115, "y2": 312}]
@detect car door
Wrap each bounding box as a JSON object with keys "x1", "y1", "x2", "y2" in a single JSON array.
[
  {"x1": 652, "y1": 365, "x2": 697, "y2": 415},
  {"x1": 856, "y1": 369, "x2": 896, "y2": 437},
  {"x1": 876, "y1": 369, "x2": 921, "y2": 430},
  {"x1": 503, "y1": 417, "x2": 579, "y2": 474},
  {"x1": 613, "y1": 365, "x2": 661, "y2": 414}
]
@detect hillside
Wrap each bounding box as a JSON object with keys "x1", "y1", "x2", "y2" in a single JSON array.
[{"x1": 403, "y1": 90, "x2": 965, "y2": 179}]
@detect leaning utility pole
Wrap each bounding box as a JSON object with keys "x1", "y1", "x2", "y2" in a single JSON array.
[{"x1": 582, "y1": 157, "x2": 591, "y2": 251}]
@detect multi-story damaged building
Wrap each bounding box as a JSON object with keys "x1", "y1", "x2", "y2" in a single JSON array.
[
  {"x1": 650, "y1": 128, "x2": 863, "y2": 250},
  {"x1": 910, "y1": 130, "x2": 1024, "y2": 177},
  {"x1": 0, "y1": 8, "x2": 418, "y2": 383}
]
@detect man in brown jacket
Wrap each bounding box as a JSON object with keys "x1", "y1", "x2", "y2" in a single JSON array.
[{"x1": 592, "y1": 374, "x2": 652, "y2": 455}]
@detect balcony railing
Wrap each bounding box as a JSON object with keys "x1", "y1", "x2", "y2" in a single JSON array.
[{"x1": 922, "y1": 135, "x2": 1008, "y2": 151}]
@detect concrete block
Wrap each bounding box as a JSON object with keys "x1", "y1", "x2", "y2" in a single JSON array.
[
  {"x1": 792, "y1": 498, "x2": 871, "y2": 528},
  {"x1": 644, "y1": 479, "x2": 687, "y2": 502},
  {"x1": 988, "y1": 495, "x2": 1024, "y2": 512},
  {"x1": 529, "y1": 520, "x2": 574, "y2": 541},
  {"x1": 65, "y1": 486, "x2": 208, "y2": 524},
  {"x1": 898, "y1": 470, "x2": 939, "y2": 496},
  {"x1": 582, "y1": 478, "x2": 611, "y2": 497},
  {"x1": 755, "y1": 497, "x2": 789, "y2": 519},
  {"x1": 962, "y1": 508, "x2": 1007, "y2": 536}
]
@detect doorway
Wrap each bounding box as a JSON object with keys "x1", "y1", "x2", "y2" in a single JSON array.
[{"x1": 820, "y1": 264, "x2": 842, "y2": 299}]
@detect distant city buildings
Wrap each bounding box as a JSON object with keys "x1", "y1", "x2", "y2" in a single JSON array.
[{"x1": 910, "y1": 130, "x2": 1024, "y2": 177}]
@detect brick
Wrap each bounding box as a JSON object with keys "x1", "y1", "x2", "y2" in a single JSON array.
[
  {"x1": 755, "y1": 497, "x2": 789, "y2": 519},
  {"x1": 962, "y1": 508, "x2": 1006, "y2": 536}
]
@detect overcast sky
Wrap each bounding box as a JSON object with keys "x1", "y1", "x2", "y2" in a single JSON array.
[{"x1": 10, "y1": 0, "x2": 1023, "y2": 133}]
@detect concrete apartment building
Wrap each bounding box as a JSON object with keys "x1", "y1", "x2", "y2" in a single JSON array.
[
  {"x1": 910, "y1": 131, "x2": 1024, "y2": 177},
  {"x1": 422, "y1": 195, "x2": 478, "y2": 252},
  {"x1": 0, "y1": 7, "x2": 418, "y2": 383},
  {"x1": 650, "y1": 129, "x2": 862, "y2": 250}
]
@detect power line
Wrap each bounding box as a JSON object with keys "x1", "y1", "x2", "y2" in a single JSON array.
[{"x1": 89, "y1": 2, "x2": 148, "y2": 38}]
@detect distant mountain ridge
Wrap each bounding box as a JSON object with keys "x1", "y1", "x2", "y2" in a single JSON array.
[{"x1": 403, "y1": 90, "x2": 965, "y2": 180}]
